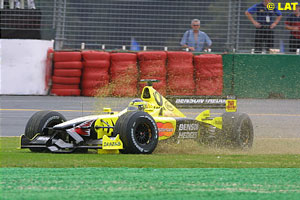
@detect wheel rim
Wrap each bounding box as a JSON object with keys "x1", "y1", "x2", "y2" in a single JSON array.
[
  {"x1": 135, "y1": 123, "x2": 152, "y2": 144},
  {"x1": 44, "y1": 119, "x2": 67, "y2": 140}
]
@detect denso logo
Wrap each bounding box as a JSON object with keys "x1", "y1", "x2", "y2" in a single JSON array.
[
  {"x1": 178, "y1": 123, "x2": 199, "y2": 131},
  {"x1": 103, "y1": 141, "x2": 121, "y2": 147}
]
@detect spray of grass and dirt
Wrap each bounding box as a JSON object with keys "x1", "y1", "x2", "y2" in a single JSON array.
[{"x1": 1, "y1": 137, "x2": 300, "y2": 168}]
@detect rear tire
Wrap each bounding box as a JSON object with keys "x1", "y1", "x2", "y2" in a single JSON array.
[
  {"x1": 114, "y1": 111, "x2": 158, "y2": 154},
  {"x1": 219, "y1": 112, "x2": 254, "y2": 149},
  {"x1": 24, "y1": 111, "x2": 66, "y2": 152}
]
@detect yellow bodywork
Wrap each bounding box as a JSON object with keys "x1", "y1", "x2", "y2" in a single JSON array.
[
  {"x1": 102, "y1": 135, "x2": 123, "y2": 150},
  {"x1": 195, "y1": 110, "x2": 222, "y2": 130},
  {"x1": 98, "y1": 135, "x2": 123, "y2": 154},
  {"x1": 141, "y1": 86, "x2": 186, "y2": 118},
  {"x1": 95, "y1": 86, "x2": 226, "y2": 153},
  {"x1": 94, "y1": 114, "x2": 119, "y2": 138},
  {"x1": 140, "y1": 87, "x2": 223, "y2": 130},
  {"x1": 94, "y1": 112, "x2": 123, "y2": 154}
]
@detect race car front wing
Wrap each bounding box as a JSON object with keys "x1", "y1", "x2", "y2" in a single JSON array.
[{"x1": 20, "y1": 132, "x2": 123, "y2": 153}]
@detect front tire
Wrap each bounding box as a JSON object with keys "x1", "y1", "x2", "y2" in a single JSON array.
[
  {"x1": 114, "y1": 111, "x2": 158, "y2": 154},
  {"x1": 24, "y1": 110, "x2": 66, "y2": 152},
  {"x1": 220, "y1": 112, "x2": 254, "y2": 149}
]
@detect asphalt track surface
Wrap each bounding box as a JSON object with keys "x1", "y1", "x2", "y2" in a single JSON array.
[{"x1": 0, "y1": 95, "x2": 300, "y2": 138}]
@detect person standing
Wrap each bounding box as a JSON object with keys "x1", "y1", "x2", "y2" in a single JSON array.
[
  {"x1": 245, "y1": 0, "x2": 282, "y2": 53},
  {"x1": 180, "y1": 19, "x2": 212, "y2": 52},
  {"x1": 285, "y1": 3, "x2": 300, "y2": 53},
  {"x1": 14, "y1": 0, "x2": 35, "y2": 9}
]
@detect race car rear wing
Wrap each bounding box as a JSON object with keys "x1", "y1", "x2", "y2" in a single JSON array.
[
  {"x1": 139, "y1": 79, "x2": 237, "y2": 112},
  {"x1": 166, "y1": 95, "x2": 237, "y2": 112}
]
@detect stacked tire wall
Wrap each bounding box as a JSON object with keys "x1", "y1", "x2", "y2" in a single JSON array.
[
  {"x1": 167, "y1": 52, "x2": 195, "y2": 95},
  {"x1": 110, "y1": 53, "x2": 138, "y2": 97},
  {"x1": 137, "y1": 51, "x2": 167, "y2": 96},
  {"x1": 51, "y1": 52, "x2": 82, "y2": 96},
  {"x1": 50, "y1": 51, "x2": 223, "y2": 97},
  {"x1": 194, "y1": 54, "x2": 223, "y2": 95},
  {"x1": 81, "y1": 51, "x2": 110, "y2": 96}
]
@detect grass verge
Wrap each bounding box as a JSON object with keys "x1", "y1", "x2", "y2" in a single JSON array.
[
  {"x1": 1, "y1": 137, "x2": 300, "y2": 168},
  {"x1": 1, "y1": 168, "x2": 300, "y2": 200}
]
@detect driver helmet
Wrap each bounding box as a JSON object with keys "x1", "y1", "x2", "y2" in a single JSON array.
[{"x1": 128, "y1": 99, "x2": 147, "y2": 111}]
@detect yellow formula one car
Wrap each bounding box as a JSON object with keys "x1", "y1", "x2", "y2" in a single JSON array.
[{"x1": 21, "y1": 80, "x2": 253, "y2": 154}]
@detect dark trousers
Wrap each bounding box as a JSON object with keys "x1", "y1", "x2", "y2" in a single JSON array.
[
  {"x1": 289, "y1": 35, "x2": 300, "y2": 53},
  {"x1": 255, "y1": 26, "x2": 274, "y2": 53}
]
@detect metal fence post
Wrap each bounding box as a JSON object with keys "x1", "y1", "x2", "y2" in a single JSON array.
[
  {"x1": 226, "y1": 0, "x2": 233, "y2": 52},
  {"x1": 54, "y1": 0, "x2": 66, "y2": 50},
  {"x1": 235, "y1": 0, "x2": 242, "y2": 52}
]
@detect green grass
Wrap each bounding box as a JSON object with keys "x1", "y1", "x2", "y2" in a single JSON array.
[
  {"x1": 1, "y1": 137, "x2": 300, "y2": 168},
  {"x1": 1, "y1": 168, "x2": 300, "y2": 200},
  {"x1": 1, "y1": 137, "x2": 300, "y2": 200}
]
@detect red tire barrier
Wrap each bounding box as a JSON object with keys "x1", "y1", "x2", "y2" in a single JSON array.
[
  {"x1": 52, "y1": 84, "x2": 79, "y2": 89},
  {"x1": 137, "y1": 51, "x2": 167, "y2": 95},
  {"x1": 81, "y1": 80, "x2": 109, "y2": 89},
  {"x1": 168, "y1": 89, "x2": 194, "y2": 96},
  {"x1": 168, "y1": 65, "x2": 194, "y2": 77},
  {"x1": 195, "y1": 70, "x2": 223, "y2": 79},
  {"x1": 167, "y1": 52, "x2": 193, "y2": 76},
  {"x1": 52, "y1": 76, "x2": 81, "y2": 85},
  {"x1": 51, "y1": 51, "x2": 83, "y2": 96},
  {"x1": 195, "y1": 77, "x2": 223, "y2": 96},
  {"x1": 194, "y1": 54, "x2": 223, "y2": 78},
  {"x1": 138, "y1": 51, "x2": 167, "y2": 78},
  {"x1": 83, "y1": 60, "x2": 110, "y2": 69},
  {"x1": 53, "y1": 52, "x2": 82, "y2": 62},
  {"x1": 167, "y1": 52, "x2": 195, "y2": 95},
  {"x1": 110, "y1": 78, "x2": 138, "y2": 97},
  {"x1": 82, "y1": 51, "x2": 110, "y2": 61},
  {"x1": 167, "y1": 77, "x2": 195, "y2": 96},
  {"x1": 81, "y1": 89, "x2": 97, "y2": 97},
  {"x1": 194, "y1": 54, "x2": 223, "y2": 95},
  {"x1": 51, "y1": 89, "x2": 81, "y2": 96},
  {"x1": 168, "y1": 77, "x2": 195, "y2": 91},
  {"x1": 137, "y1": 51, "x2": 167, "y2": 61},
  {"x1": 110, "y1": 53, "x2": 138, "y2": 97},
  {"x1": 81, "y1": 51, "x2": 111, "y2": 97},
  {"x1": 111, "y1": 86, "x2": 137, "y2": 97},
  {"x1": 83, "y1": 67, "x2": 109, "y2": 74},
  {"x1": 111, "y1": 53, "x2": 137, "y2": 62},
  {"x1": 110, "y1": 63, "x2": 138, "y2": 76},
  {"x1": 139, "y1": 60, "x2": 167, "y2": 77},
  {"x1": 81, "y1": 87, "x2": 110, "y2": 97},
  {"x1": 195, "y1": 54, "x2": 223, "y2": 65},
  {"x1": 53, "y1": 69, "x2": 82, "y2": 77},
  {"x1": 54, "y1": 61, "x2": 83, "y2": 69},
  {"x1": 167, "y1": 51, "x2": 193, "y2": 61},
  {"x1": 82, "y1": 72, "x2": 109, "y2": 82}
]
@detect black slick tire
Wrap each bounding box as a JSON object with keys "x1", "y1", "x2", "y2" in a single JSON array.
[
  {"x1": 114, "y1": 111, "x2": 158, "y2": 154},
  {"x1": 221, "y1": 112, "x2": 254, "y2": 149},
  {"x1": 24, "y1": 110, "x2": 66, "y2": 152}
]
